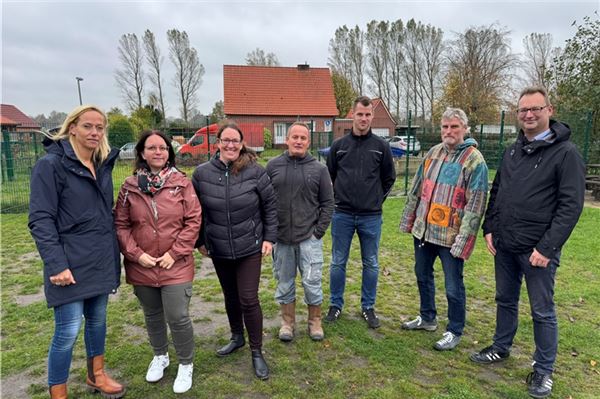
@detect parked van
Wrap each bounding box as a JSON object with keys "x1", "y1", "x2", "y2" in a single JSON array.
[
  {"x1": 178, "y1": 123, "x2": 265, "y2": 159},
  {"x1": 178, "y1": 124, "x2": 219, "y2": 159}
]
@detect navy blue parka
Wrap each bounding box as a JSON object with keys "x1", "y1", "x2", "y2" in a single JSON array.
[{"x1": 29, "y1": 138, "x2": 121, "y2": 308}]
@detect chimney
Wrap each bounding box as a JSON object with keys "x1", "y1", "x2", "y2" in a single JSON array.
[{"x1": 297, "y1": 63, "x2": 309, "y2": 71}]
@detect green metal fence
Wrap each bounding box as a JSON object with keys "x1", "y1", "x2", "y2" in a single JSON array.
[{"x1": 1, "y1": 110, "x2": 596, "y2": 214}]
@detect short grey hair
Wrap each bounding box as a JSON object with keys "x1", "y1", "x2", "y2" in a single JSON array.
[
  {"x1": 441, "y1": 107, "x2": 468, "y2": 127},
  {"x1": 286, "y1": 122, "x2": 310, "y2": 137}
]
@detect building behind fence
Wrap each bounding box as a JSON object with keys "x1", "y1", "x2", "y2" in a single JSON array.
[{"x1": 1, "y1": 110, "x2": 596, "y2": 214}]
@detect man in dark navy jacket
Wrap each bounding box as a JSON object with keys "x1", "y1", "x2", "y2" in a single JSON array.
[
  {"x1": 470, "y1": 86, "x2": 585, "y2": 399},
  {"x1": 324, "y1": 96, "x2": 396, "y2": 329}
]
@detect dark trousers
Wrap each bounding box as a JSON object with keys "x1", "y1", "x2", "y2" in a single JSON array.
[
  {"x1": 493, "y1": 246, "x2": 559, "y2": 374},
  {"x1": 414, "y1": 238, "x2": 466, "y2": 336},
  {"x1": 213, "y1": 252, "x2": 263, "y2": 350}
]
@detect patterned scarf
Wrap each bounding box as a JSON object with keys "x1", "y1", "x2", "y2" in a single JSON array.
[{"x1": 136, "y1": 164, "x2": 174, "y2": 196}]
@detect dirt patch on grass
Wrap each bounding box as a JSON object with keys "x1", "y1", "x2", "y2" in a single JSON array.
[
  {"x1": 190, "y1": 257, "x2": 280, "y2": 337},
  {"x1": 14, "y1": 289, "x2": 45, "y2": 306},
  {"x1": 0, "y1": 369, "x2": 44, "y2": 399}
]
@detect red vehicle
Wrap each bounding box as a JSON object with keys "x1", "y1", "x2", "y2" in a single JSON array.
[{"x1": 178, "y1": 122, "x2": 265, "y2": 159}]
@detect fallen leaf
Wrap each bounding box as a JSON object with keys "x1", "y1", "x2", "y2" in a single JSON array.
[
  {"x1": 579, "y1": 297, "x2": 584, "y2": 303},
  {"x1": 473, "y1": 340, "x2": 479, "y2": 345},
  {"x1": 383, "y1": 268, "x2": 391, "y2": 276},
  {"x1": 568, "y1": 315, "x2": 575, "y2": 323},
  {"x1": 591, "y1": 359, "x2": 597, "y2": 367},
  {"x1": 571, "y1": 349, "x2": 578, "y2": 357}
]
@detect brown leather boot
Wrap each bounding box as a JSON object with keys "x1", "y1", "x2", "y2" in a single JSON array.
[
  {"x1": 278, "y1": 302, "x2": 295, "y2": 342},
  {"x1": 308, "y1": 305, "x2": 324, "y2": 341},
  {"x1": 49, "y1": 383, "x2": 67, "y2": 399},
  {"x1": 86, "y1": 355, "x2": 126, "y2": 398}
]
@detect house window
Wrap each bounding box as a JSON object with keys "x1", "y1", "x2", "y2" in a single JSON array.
[{"x1": 274, "y1": 123, "x2": 288, "y2": 144}]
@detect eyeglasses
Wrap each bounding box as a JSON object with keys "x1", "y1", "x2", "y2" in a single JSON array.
[
  {"x1": 144, "y1": 145, "x2": 169, "y2": 152},
  {"x1": 517, "y1": 106, "x2": 548, "y2": 115},
  {"x1": 219, "y1": 138, "x2": 241, "y2": 145}
]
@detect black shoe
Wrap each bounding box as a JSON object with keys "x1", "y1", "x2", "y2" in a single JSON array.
[
  {"x1": 361, "y1": 308, "x2": 381, "y2": 329},
  {"x1": 216, "y1": 333, "x2": 245, "y2": 357},
  {"x1": 470, "y1": 345, "x2": 510, "y2": 364},
  {"x1": 251, "y1": 349, "x2": 269, "y2": 380},
  {"x1": 324, "y1": 306, "x2": 341, "y2": 323},
  {"x1": 526, "y1": 371, "x2": 553, "y2": 398}
]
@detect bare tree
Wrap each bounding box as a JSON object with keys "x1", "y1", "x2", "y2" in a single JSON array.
[
  {"x1": 365, "y1": 20, "x2": 391, "y2": 106},
  {"x1": 328, "y1": 25, "x2": 366, "y2": 94},
  {"x1": 403, "y1": 19, "x2": 423, "y2": 124},
  {"x1": 443, "y1": 24, "x2": 519, "y2": 129},
  {"x1": 245, "y1": 48, "x2": 280, "y2": 66},
  {"x1": 115, "y1": 33, "x2": 145, "y2": 111},
  {"x1": 143, "y1": 29, "x2": 166, "y2": 121},
  {"x1": 522, "y1": 33, "x2": 554, "y2": 87},
  {"x1": 167, "y1": 29, "x2": 205, "y2": 123},
  {"x1": 387, "y1": 19, "x2": 406, "y2": 121},
  {"x1": 348, "y1": 26, "x2": 366, "y2": 94},
  {"x1": 328, "y1": 26, "x2": 352, "y2": 82},
  {"x1": 416, "y1": 24, "x2": 445, "y2": 130}
]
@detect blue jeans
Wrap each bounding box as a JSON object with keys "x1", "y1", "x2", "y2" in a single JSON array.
[
  {"x1": 493, "y1": 246, "x2": 559, "y2": 374},
  {"x1": 273, "y1": 236, "x2": 324, "y2": 306},
  {"x1": 48, "y1": 294, "x2": 108, "y2": 386},
  {"x1": 414, "y1": 238, "x2": 466, "y2": 336},
  {"x1": 329, "y1": 211, "x2": 382, "y2": 310}
]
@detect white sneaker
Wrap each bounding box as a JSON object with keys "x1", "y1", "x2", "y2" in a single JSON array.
[
  {"x1": 145, "y1": 354, "x2": 170, "y2": 382},
  {"x1": 434, "y1": 331, "x2": 461, "y2": 351},
  {"x1": 173, "y1": 363, "x2": 193, "y2": 394}
]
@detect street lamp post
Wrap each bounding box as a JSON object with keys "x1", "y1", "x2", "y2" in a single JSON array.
[{"x1": 76, "y1": 77, "x2": 83, "y2": 105}]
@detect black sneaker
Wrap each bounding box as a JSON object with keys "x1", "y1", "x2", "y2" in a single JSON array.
[
  {"x1": 324, "y1": 306, "x2": 341, "y2": 323},
  {"x1": 362, "y1": 308, "x2": 381, "y2": 329},
  {"x1": 526, "y1": 371, "x2": 553, "y2": 398},
  {"x1": 470, "y1": 345, "x2": 510, "y2": 364}
]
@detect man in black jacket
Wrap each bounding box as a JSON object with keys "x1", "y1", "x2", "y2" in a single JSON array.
[
  {"x1": 470, "y1": 87, "x2": 585, "y2": 399},
  {"x1": 324, "y1": 96, "x2": 396, "y2": 329},
  {"x1": 266, "y1": 122, "x2": 334, "y2": 342}
]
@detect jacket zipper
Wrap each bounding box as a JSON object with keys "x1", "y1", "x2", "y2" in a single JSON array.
[
  {"x1": 288, "y1": 159, "x2": 296, "y2": 243},
  {"x1": 126, "y1": 183, "x2": 162, "y2": 285},
  {"x1": 225, "y1": 165, "x2": 236, "y2": 258}
]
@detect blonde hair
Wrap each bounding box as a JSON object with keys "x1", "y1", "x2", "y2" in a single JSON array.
[{"x1": 52, "y1": 105, "x2": 110, "y2": 164}]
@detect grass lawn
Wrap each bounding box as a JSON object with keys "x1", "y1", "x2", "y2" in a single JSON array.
[{"x1": 1, "y1": 199, "x2": 599, "y2": 398}]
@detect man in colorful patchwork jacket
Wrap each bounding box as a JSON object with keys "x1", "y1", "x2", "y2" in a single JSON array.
[{"x1": 399, "y1": 107, "x2": 488, "y2": 351}]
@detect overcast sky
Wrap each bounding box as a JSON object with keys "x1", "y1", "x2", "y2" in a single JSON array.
[{"x1": 2, "y1": 0, "x2": 598, "y2": 119}]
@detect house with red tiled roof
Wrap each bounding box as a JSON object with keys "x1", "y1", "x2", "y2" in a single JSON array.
[
  {"x1": 0, "y1": 104, "x2": 41, "y2": 132},
  {"x1": 333, "y1": 98, "x2": 397, "y2": 140},
  {"x1": 223, "y1": 64, "x2": 338, "y2": 147},
  {"x1": 0, "y1": 115, "x2": 19, "y2": 132}
]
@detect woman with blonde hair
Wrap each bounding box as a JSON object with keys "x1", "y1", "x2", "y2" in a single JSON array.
[{"x1": 29, "y1": 105, "x2": 125, "y2": 399}]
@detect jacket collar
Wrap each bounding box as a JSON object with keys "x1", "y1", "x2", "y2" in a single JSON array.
[
  {"x1": 284, "y1": 151, "x2": 313, "y2": 163},
  {"x1": 519, "y1": 119, "x2": 571, "y2": 154},
  {"x1": 349, "y1": 129, "x2": 373, "y2": 140}
]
